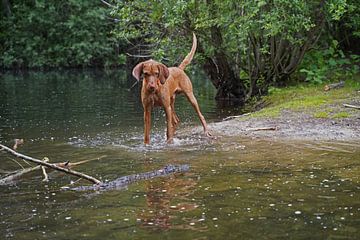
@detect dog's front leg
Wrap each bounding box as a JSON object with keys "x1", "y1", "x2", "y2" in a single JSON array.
[
  {"x1": 144, "y1": 108, "x2": 151, "y2": 144},
  {"x1": 164, "y1": 105, "x2": 174, "y2": 144}
]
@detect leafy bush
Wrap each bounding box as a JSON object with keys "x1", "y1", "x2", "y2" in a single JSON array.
[{"x1": 299, "y1": 40, "x2": 359, "y2": 84}]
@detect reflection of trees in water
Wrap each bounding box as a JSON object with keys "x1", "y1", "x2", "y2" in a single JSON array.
[{"x1": 138, "y1": 173, "x2": 204, "y2": 231}]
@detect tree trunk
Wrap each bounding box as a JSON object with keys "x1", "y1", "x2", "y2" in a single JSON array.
[
  {"x1": 1, "y1": 0, "x2": 11, "y2": 16},
  {"x1": 200, "y1": 26, "x2": 246, "y2": 104}
]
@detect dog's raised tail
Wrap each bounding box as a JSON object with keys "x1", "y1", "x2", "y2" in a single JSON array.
[{"x1": 178, "y1": 33, "x2": 197, "y2": 70}]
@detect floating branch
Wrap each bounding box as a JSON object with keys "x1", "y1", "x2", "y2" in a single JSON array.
[
  {"x1": 0, "y1": 144, "x2": 101, "y2": 185},
  {"x1": 1, "y1": 144, "x2": 188, "y2": 191}
]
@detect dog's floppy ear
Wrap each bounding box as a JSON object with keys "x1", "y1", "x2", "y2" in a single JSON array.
[
  {"x1": 158, "y1": 64, "x2": 169, "y2": 84},
  {"x1": 132, "y1": 62, "x2": 144, "y2": 81}
]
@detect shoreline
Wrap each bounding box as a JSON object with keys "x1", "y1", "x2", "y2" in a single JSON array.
[{"x1": 209, "y1": 111, "x2": 360, "y2": 142}]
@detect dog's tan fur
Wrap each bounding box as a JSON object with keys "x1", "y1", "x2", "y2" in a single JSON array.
[{"x1": 132, "y1": 33, "x2": 211, "y2": 144}]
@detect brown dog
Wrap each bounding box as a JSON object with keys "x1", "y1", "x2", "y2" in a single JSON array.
[{"x1": 132, "y1": 33, "x2": 211, "y2": 144}]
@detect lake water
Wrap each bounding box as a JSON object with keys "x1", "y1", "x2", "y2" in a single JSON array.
[{"x1": 0, "y1": 70, "x2": 359, "y2": 239}]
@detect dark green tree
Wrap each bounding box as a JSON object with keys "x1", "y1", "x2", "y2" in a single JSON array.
[
  {"x1": 0, "y1": 0, "x2": 119, "y2": 68},
  {"x1": 112, "y1": 0, "x2": 356, "y2": 103}
]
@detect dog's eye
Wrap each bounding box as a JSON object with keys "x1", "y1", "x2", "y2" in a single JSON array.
[{"x1": 155, "y1": 72, "x2": 160, "y2": 77}]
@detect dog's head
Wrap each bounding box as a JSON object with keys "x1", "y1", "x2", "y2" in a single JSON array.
[{"x1": 132, "y1": 60, "x2": 169, "y2": 93}]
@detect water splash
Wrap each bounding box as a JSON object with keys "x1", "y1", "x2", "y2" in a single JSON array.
[{"x1": 68, "y1": 130, "x2": 213, "y2": 152}]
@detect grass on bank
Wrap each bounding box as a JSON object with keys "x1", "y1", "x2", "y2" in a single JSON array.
[{"x1": 251, "y1": 78, "x2": 360, "y2": 119}]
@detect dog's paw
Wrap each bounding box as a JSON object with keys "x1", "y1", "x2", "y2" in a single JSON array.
[{"x1": 204, "y1": 130, "x2": 212, "y2": 138}]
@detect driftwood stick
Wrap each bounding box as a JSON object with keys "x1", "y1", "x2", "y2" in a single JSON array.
[
  {"x1": 223, "y1": 113, "x2": 251, "y2": 121},
  {"x1": 41, "y1": 157, "x2": 49, "y2": 182},
  {"x1": 65, "y1": 155, "x2": 107, "y2": 167},
  {"x1": 343, "y1": 104, "x2": 360, "y2": 110},
  {"x1": 0, "y1": 144, "x2": 102, "y2": 185},
  {"x1": 247, "y1": 127, "x2": 277, "y2": 131}
]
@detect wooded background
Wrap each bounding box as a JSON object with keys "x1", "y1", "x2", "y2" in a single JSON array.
[{"x1": 1, "y1": 0, "x2": 359, "y2": 102}]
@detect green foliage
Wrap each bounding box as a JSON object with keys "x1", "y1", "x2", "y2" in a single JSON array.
[
  {"x1": 0, "y1": 1, "x2": 118, "y2": 68},
  {"x1": 299, "y1": 40, "x2": 359, "y2": 84},
  {"x1": 111, "y1": 0, "x2": 336, "y2": 101},
  {"x1": 0, "y1": 0, "x2": 358, "y2": 101}
]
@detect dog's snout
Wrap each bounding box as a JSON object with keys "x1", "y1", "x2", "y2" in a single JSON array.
[
  {"x1": 146, "y1": 78, "x2": 157, "y2": 92},
  {"x1": 149, "y1": 85, "x2": 155, "y2": 91}
]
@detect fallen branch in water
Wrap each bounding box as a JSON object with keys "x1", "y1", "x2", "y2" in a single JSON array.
[
  {"x1": 0, "y1": 144, "x2": 102, "y2": 185},
  {"x1": 343, "y1": 104, "x2": 360, "y2": 110}
]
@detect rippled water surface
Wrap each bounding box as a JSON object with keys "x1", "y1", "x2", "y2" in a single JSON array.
[{"x1": 1, "y1": 70, "x2": 359, "y2": 239}]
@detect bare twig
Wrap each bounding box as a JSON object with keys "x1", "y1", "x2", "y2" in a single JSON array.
[
  {"x1": 41, "y1": 157, "x2": 49, "y2": 182},
  {"x1": 246, "y1": 127, "x2": 277, "y2": 131},
  {"x1": 0, "y1": 144, "x2": 102, "y2": 185},
  {"x1": 223, "y1": 113, "x2": 251, "y2": 121},
  {"x1": 100, "y1": 0, "x2": 115, "y2": 8},
  {"x1": 343, "y1": 104, "x2": 360, "y2": 110}
]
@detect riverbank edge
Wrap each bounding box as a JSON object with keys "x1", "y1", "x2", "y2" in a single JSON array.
[{"x1": 207, "y1": 84, "x2": 360, "y2": 142}]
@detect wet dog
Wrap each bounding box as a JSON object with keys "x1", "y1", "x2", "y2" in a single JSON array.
[{"x1": 132, "y1": 33, "x2": 211, "y2": 144}]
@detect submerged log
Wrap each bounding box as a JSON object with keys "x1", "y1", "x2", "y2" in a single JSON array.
[
  {"x1": 0, "y1": 144, "x2": 101, "y2": 184},
  {"x1": 69, "y1": 164, "x2": 190, "y2": 191}
]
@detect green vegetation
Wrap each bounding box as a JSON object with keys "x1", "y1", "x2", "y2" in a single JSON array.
[
  {"x1": 251, "y1": 78, "x2": 360, "y2": 119},
  {"x1": 0, "y1": 1, "x2": 119, "y2": 68},
  {"x1": 111, "y1": 0, "x2": 359, "y2": 102},
  {"x1": 1, "y1": 0, "x2": 359, "y2": 104},
  {"x1": 314, "y1": 111, "x2": 330, "y2": 118}
]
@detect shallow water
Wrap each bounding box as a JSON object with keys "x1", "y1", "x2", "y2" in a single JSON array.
[{"x1": 0, "y1": 70, "x2": 359, "y2": 239}]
